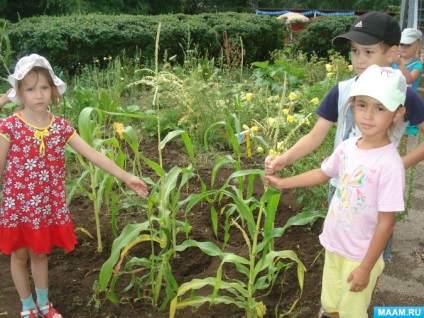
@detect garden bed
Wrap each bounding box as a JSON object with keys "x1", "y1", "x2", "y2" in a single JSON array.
[{"x1": 0, "y1": 140, "x2": 325, "y2": 317}]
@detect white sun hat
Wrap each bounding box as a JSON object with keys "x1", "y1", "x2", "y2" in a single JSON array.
[
  {"x1": 349, "y1": 65, "x2": 407, "y2": 112},
  {"x1": 400, "y1": 28, "x2": 423, "y2": 44},
  {"x1": 7, "y1": 53, "x2": 67, "y2": 105}
]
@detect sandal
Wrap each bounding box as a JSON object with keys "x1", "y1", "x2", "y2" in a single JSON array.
[
  {"x1": 37, "y1": 303, "x2": 63, "y2": 318},
  {"x1": 20, "y1": 308, "x2": 39, "y2": 318}
]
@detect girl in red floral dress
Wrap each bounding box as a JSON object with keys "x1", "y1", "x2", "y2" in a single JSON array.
[{"x1": 0, "y1": 54, "x2": 149, "y2": 318}]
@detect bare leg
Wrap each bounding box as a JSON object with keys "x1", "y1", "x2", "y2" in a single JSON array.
[
  {"x1": 10, "y1": 248, "x2": 31, "y2": 299},
  {"x1": 331, "y1": 313, "x2": 340, "y2": 318},
  {"x1": 29, "y1": 249, "x2": 48, "y2": 289}
]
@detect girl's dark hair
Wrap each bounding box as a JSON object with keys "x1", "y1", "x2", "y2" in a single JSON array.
[{"x1": 17, "y1": 66, "x2": 61, "y2": 105}]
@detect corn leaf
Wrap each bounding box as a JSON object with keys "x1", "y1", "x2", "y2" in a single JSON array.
[{"x1": 99, "y1": 222, "x2": 151, "y2": 289}]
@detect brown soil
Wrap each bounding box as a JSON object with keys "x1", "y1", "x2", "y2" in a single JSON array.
[
  {"x1": 0, "y1": 140, "x2": 324, "y2": 317},
  {"x1": 1, "y1": 140, "x2": 422, "y2": 317}
]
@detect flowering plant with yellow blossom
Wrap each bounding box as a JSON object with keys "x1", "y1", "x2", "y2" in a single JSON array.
[
  {"x1": 325, "y1": 52, "x2": 355, "y2": 81},
  {"x1": 266, "y1": 94, "x2": 280, "y2": 103},
  {"x1": 252, "y1": 85, "x2": 318, "y2": 156},
  {"x1": 112, "y1": 122, "x2": 125, "y2": 140},
  {"x1": 288, "y1": 92, "x2": 299, "y2": 101}
]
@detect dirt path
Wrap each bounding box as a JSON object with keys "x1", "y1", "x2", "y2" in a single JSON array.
[{"x1": 370, "y1": 135, "x2": 424, "y2": 315}]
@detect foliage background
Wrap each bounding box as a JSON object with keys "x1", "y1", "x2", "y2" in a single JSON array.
[
  {"x1": 0, "y1": 0, "x2": 401, "y2": 21},
  {"x1": 2, "y1": 13, "x2": 287, "y2": 77}
]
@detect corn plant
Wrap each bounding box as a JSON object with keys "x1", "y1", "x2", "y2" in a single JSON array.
[
  {"x1": 204, "y1": 112, "x2": 249, "y2": 195},
  {"x1": 66, "y1": 99, "x2": 158, "y2": 251},
  {"x1": 168, "y1": 168, "x2": 326, "y2": 317},
  {"x1": 86, "y1": 110, "x2": 202, "y2": 309},
  {"x1": 98, "y1": 129, "x2": 202, "y2": 309},
  {"x1": 99, "y1": 23, "x2": 206, "y2": 310},
  {"x1": 66, "y1": 106, "x2": 125, "y2": 253}
]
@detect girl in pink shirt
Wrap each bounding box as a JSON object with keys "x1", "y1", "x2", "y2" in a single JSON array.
[{"x1": 265, "y1": 65, "x2": 407, "y2": 318}]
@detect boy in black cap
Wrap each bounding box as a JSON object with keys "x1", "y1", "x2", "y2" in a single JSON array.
[
  {"x1": 332, "y1": 11, "x2": 401, "y2": 47},
  {"x1": 264, "y1": 11, "x2": 424, "y2": 317}
]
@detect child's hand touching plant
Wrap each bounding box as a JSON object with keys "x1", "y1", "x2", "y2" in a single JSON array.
[{"x1": 123, "y1": 174, "x2": 149, "y2": 196}]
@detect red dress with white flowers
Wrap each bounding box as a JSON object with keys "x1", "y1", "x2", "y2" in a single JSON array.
[{"x1": 0, "y1": 113, "x2": 77, "y2": 255}]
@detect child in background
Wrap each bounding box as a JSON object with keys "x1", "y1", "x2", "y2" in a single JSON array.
[
  {"x1": 264, "y1": 12, "x2": 424, "y2": 263},
  {"x1": 0, "y1": 54, "x2": 149, "y2": 318},
  {"x1": 392, "y1": 28, "x2": 423, "y2": 136},
  {"x1": 265, "y1": 65, "x2": 407, "y2": 318},
  {"x1": 394, "y1": 28, "x2": 423, "y2": 91}
]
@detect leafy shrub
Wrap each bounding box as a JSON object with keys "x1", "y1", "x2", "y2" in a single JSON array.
[
  {"x1": 0, "y1": 18, "x2": 9, "y2": 27},
  {"x1": 5, "y1": 13, "x2": 288, "y2": 76},
  {"x1": 297, "y1": 15, "x2": 357, "y2": 59}
]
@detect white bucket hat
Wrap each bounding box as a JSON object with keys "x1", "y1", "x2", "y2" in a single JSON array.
[
  {"x1": 400, "y1": 28, "x2": 422, "y2": 44},
  {"x1": 7, "y1": 53, "x2": 67, "y2": 105},
  {"x1": 350, "y1": 65, "x2": 407, "y2": 112}
]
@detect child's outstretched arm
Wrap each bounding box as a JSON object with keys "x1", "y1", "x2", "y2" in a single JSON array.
[
  {"x1": 264, "y1": 168, "x2": 330, "y2": 190},
  {"x1": 264, "y1": 117, "x2": 334, "y2": 174},
  {"x1": 347, "y1": 211, "x2": 395, "y2": 292},
  {"x1": 68, "y1": 133, "x2": 149, "y2": 196}
]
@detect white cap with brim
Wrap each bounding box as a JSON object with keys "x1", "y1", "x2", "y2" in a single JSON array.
[
  {"x1": 400, "y1": 28, "x2": 423, "y2": 44},
  {"x1": 349, "y1": 65, "x2": 407, "y2": 112},
  {"x1": 7, "y1": 53, "x2": 66, "y2": 105}
]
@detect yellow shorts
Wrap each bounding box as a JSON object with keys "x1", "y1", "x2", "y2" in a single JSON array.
[{"x1": 321, "y1": 249, "x2": 385, "y2": 318}]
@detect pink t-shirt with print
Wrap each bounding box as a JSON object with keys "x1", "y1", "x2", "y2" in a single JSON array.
[{"x1": 319, "y1": 136, "x2": 405, "y2": 262}]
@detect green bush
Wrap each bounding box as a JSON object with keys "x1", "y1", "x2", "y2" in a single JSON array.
[
  {"x1": 5, "y1": 13, "x2": 288, "y2": 75},
  {"x1": 0, "y1": 18, "x2": 9, "y2": 27},
  {"x1": 297, "y1": 16, "x2": 357, "y2": 59}
]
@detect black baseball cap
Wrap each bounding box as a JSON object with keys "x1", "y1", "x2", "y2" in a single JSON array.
[{"x1": 332, "y1": 12, "x2": 401, "y2": 47}]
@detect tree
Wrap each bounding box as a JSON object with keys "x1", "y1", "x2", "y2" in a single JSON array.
[{"x1": 0, "y1": 0, "x2": 401, "y2": 20}]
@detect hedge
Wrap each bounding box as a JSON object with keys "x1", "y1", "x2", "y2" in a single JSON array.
[
  {"x1": 4, "y1": 13, "x2": 288, "y2": 75},
  {"x1": 297, "y1": 15, "x2": 357, "y2": 58}
]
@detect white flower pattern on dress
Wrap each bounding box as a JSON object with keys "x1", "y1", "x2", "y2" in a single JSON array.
[
  {"x1": 0, "y1": 115, "x2": 75, "y2": 231},
  {"x1": 24, "y1": 158, "x2": 37, "y2": 171},
  {"x1": 5, "y1": 198, "x2": 15, "y2": 209}
]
